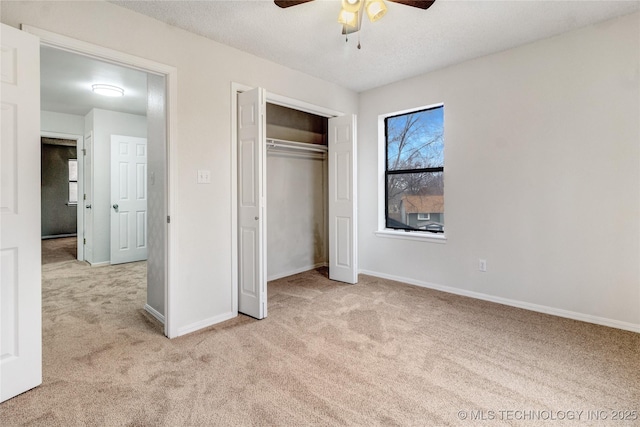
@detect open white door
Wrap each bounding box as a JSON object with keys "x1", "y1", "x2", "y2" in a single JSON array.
[
  {"x1": 0, "y1": 24, "x2": 42, "y2": 403},
  {"x1": 237, "y1": 87, "x2": 267, "y2": 319},
  {"x1": 83, "y1": 132, "x2": 94, "y2": 263},
  {"x1": 328, "y1": 114, "x2": 358, "y2": 284},
  {"x1": 110, "y1": 135, "x2": 148, "y2": 265}
]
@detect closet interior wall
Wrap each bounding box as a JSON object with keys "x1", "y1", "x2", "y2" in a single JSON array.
[{"x1": 266, "y1": 103, "x2": 328, "y2": 281}]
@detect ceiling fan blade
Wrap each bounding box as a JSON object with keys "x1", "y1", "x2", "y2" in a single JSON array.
[
  {"x1": 274, "y1": 0, "x2": 315, "y2": 8},
  {"x1": 388, "y1": 0, "x2": 436, "y2": 10}
]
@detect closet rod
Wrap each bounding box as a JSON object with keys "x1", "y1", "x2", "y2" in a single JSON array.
[{"x1": 266, "y1": 138, "x2": 328, "y2": 154}]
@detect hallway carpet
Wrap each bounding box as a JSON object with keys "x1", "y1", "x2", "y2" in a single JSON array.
[{"x1": 0, "y1": 238, "x2": 638, "y2": 426}]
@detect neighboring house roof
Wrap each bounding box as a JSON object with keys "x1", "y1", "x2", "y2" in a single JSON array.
[{"x1": 401, "y1": 195, "x2": 444, "y2": 214}]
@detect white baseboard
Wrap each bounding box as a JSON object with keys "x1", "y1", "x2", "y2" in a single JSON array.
[
  {"x1": 176, "y1": 311, "x2": 236, "y2": 337},
  {"x1": 42, "y1": 233, "x2": 77, "y2": 240},
  {"x1": 144, "y1": 304, "x2": 165, "y2": 324},
  {"x1": 359, "y1": 269, "x2": 640, "y2": 333},
  {"x1": 87, "y1": 261, "x2": 110, "y2": 267},
  {"x1": 268, "y1": 262, "x2": 328, "y2": 282}
]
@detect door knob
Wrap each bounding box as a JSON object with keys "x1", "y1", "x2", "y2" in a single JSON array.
[
  {"x1": 113, "y1": 204, "x2": 119, "y2": 212},
  {"x1": 85, "y1": 204, "x2": 92, "y2": 209}
]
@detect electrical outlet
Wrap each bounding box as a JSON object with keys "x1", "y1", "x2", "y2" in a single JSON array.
[{"x1": 479, "y1": 259, "x2": 487, "y2": 272}]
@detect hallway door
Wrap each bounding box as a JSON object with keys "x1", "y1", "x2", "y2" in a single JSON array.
[{"x1": 110, "y1": 135, "x2": 148, "y2": 265}]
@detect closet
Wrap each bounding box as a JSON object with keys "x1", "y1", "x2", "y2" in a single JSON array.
[
  {"x1": 237, "y1": 86, "x2": 356, "y2": 319},
  {"x1": 265, "y1": 103, "x2": 328, "y2": 281}
]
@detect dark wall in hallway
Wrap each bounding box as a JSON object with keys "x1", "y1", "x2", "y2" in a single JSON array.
[{"x1": 41, "y1": 139, "x2": 77, "y2": 237}]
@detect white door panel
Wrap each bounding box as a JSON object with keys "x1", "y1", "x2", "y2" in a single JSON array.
[
  {"x1": 237, "y1": 87, "x2": 266, "y2": 319},
  {"x1": 110, "y1": 135, "x2": 148, "y2": 265},
  {"x1": 328, "y1": 115, "x2": 358, "y2": 284},
  {"x1": 0, "y1": 23, "x2": 42, "y2": 403},
  {"x1": 83, "y1": 132, "x2": 94, "y2": 263}
]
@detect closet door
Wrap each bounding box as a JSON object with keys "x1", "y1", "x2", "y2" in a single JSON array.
[
  {"x1": 237, "y1": 87, "x2": 267, "y2": 319},
  {"x1": 328, "y1": 114, "x2": 358, "y2": 284}
]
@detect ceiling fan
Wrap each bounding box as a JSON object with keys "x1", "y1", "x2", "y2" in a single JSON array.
[{"x1": 275, "y1": 0, "x2": 436, "y2": 36}]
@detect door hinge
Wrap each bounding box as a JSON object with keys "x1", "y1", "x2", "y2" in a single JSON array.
[
  {"x1": 83, "y1": 238, "x2": 86, "y2": 245},
  {"x1": 82, "y1": 148, "x2": 87, "y2": 155},
  {"x1": 167, "y1": 216, "x2": 171, "y2": 224},
  {"x1": 83, "y1": 193, "x2": 86, "y2": 201}
]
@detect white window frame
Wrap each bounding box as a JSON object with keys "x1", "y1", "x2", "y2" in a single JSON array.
[
  {"x1": 375, "y1": 103, "x2": 446, "y2": 244},
  {"x1": 417, "y1": 213, "x2": 430, "y2": 221}
]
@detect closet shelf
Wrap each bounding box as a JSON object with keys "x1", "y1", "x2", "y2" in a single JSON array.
[{"x1": 266, "y1": 138, "x2": 328, "y2": 154}]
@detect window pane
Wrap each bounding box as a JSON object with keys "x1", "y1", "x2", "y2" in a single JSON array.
[
  {"x1": 68, "y1": 159, "x2": 78, "y2": 181},
  {"x1": 69, "y1": 182, "x2": 78, "y2": 204},
  {"x1": 386, "y1": 106, "x2": 444, "y2": 171},
  {"x1": 386, "y1": 172, "x2": 444, "y2": 232}
]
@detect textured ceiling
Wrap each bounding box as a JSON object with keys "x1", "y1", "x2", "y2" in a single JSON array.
[
  {"x1": 41, "y1": 0, "x2": 640, "y2": 117},
  {"x1": 110, "y1": 0, "x2": 640, "y2": 92},
  {"x1": 41, "y1": 45, "x2": 148, "y2": 116}
]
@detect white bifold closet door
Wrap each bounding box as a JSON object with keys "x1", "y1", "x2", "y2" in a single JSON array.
[
  {"x1": 237, "y1": 87, "x2": 267, "y2": 319},
  {"x1": 328, "y1": 114, "x2": 358, "y2": 284}
]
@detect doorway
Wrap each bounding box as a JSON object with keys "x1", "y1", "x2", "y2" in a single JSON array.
[
  {"x1": 40, "y1": 46, "x2": 158, "y2": 318},
  {"x1": 27, "y1": 25, "x2": 178, "y2": 337},
  {"x1": 40, "y1": 136, "x2": 80, "y2": 240}
]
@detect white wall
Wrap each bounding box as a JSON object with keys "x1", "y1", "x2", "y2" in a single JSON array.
[
  {"x1": 84, "y1": 108, "x2": 147, "y2": 264},
  {"x1": 1, "y1": 0, "x2": 359, "y2": 335},
  {"x1": 41, "y1": 110, "x2": 84, "y2": 136},
  {"x1": 358, "y1": 13, "x2": 640, "y2": 331},
  {"x1": 267, "y1": 152, "x2": 327, "y2": 280}
]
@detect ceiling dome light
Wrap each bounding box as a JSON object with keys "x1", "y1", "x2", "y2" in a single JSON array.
[{"x1": 91, "y1": 84, "x2": 124, "y2": 97}]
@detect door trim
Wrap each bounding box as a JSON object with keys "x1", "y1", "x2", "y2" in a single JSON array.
[
  {"x1": 23, "y1": 25, "x2": 179, "y2": 338},
  {"x1": 230, "y1": 82, "x2": 348, "y2": 316},
  {"x1": 40, "y1": 131, "x2": 84, "y2": 261}
]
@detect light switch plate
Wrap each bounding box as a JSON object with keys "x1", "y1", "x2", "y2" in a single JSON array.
[{"x1": 197, "y1": 169, "x2": 211, "y2": 184}]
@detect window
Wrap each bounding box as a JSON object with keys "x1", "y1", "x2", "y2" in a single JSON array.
[
  {"x1": 68, "y1": 159, "x2": 78, "y2": 205},
  {"x1": 384, "y1": 104, "x2": 444, "y2": 234}
]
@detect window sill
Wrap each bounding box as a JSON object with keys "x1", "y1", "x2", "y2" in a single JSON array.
[{"x1": 374, "y1": 229, "x2": 447, "y2": 244}]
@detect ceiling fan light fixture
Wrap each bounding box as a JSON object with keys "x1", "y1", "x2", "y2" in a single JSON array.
[
  {"x1": 341, "y1": 0, "x2": 361, "y2": 13},
  {"x1": 366, "y1": 0, "x2": 387, "y2": 22},
  {"x1": 91, "y1": 84, "x2": 124, "y2": 97},
  {"x1": 337, "y1": 8, "x2": 358, "y2": 27}
]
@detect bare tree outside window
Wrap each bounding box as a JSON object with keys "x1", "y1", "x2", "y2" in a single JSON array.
[{"x1": 385, "y1": 105, "x2": 444, "y2": 232}]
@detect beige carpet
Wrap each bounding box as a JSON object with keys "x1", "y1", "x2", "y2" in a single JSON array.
[{"x1": 1, "y1": 237, "x2": 638, "y2": 426}]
